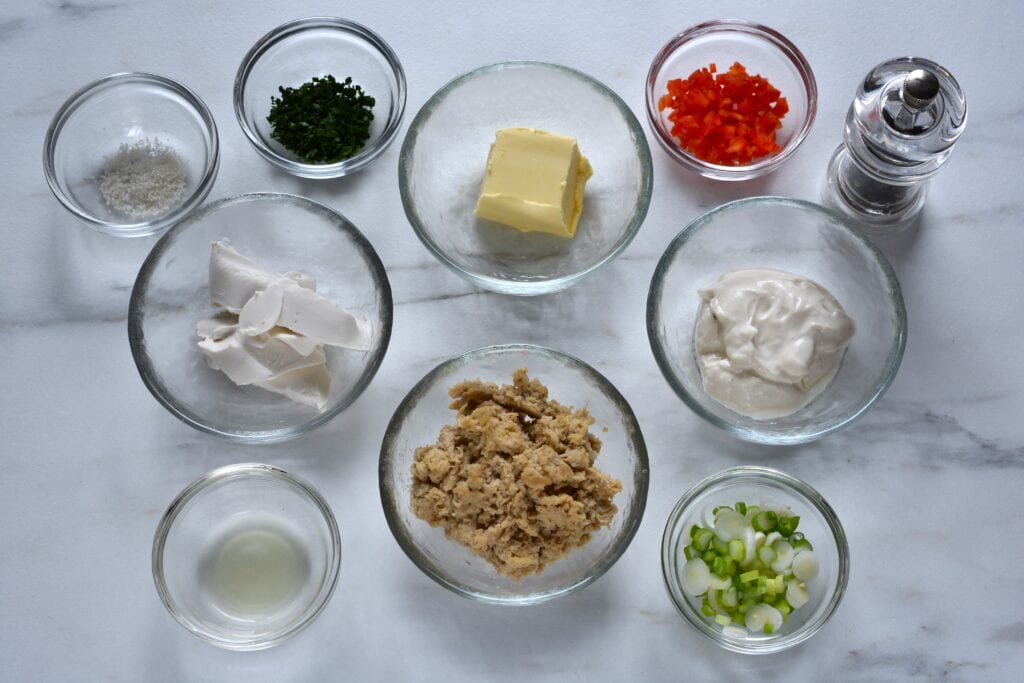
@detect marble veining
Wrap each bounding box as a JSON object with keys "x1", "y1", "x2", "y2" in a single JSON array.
[{"x1": 3, "y1": 1, "x2": 1024, "y2": 682}]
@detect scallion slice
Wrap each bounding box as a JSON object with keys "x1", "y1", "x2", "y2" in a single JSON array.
[
  {"x1": 777, "y1": 515, "x2": 800, "y2": 537},
  {"x1": 680, "y1": 557, "x2": 711, "y2": 596},
  {"x1": 752, "y1": 510, "x2": 778, "y2": 532},
  {"x1": 679, "y1": 500, "x2": 819, "y2": 638},
  {"x1": 770, "y1": 540, "x2": 794, "y2": 573},
  {"x1": 792, "y1": 550, "x2": 819, "y2": 582}
]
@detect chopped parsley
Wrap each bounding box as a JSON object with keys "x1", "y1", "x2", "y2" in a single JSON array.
[{"x1": 267, "y1": 75, "x2": 375, "y2": 164}]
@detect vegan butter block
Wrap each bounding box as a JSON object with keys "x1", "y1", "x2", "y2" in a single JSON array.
[{"x1": 474, "y1": 127, "x2": 593, "y2": 238}]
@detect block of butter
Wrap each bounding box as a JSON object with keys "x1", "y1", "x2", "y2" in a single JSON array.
[{"x1": 474, "y1": 127, "x2": 593, "y2": 238}]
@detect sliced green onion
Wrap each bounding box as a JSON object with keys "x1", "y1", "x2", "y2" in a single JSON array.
[
  {"x1": 683, "y1": 501, "x2": 818, "y2": 636},
  {"x1": 744, "y1": 505, "x2": 761, "y2": 524},
  {"x1": 743, "y1": 528, "x2": 757, "y2": 565},
  {"x1": 708, "y1": 574, "x2": 731, "y2": 590},
  {"x1": 792, "y1": 550, "x2": 819, "y2": 582},
  {"x1": 693, "y1": 529, "x2": 714, "y2": 552},
  {"x1": 708, "y1": 588, "x2": 729, "y2": 616},
  {"x1": 771, "y1": 540, "x2": 794, "y2": 573},
  {"x1": 777, "y1": 515, "x2": 800, "y2": 537},
  {"x1": 745, "y1": 603, "x2": 783, "y2": 632},
  {"x1": 786, "y1": 580, "x2": 809, "y2": 609},
  {"x1": 721, "y1": 585, "x2": 739, "y2": 608},
  {"x1": 791, "y1": 537, "x2": 814, "y2": 552},
  {"x1": 752, "y1": 510, "x2": 778, "y2": 532},
  {"x1": 680, "y1": 557, "x2": 711, "y2": 596},
  {"x1": 714, "y1": 509, "x2": 748, "y2": 541}
]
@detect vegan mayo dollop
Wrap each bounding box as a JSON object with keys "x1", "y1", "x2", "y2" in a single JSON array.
[{"x1": 694, "y1": 268, "x2": 856, "y2": 419}]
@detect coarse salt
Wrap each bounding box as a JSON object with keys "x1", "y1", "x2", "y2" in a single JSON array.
[{"x1": 99, "y1": 138, "x2": 187, "y2": 219}]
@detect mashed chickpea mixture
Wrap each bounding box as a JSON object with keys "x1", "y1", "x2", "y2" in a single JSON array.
[{"x1": 410, "y1": 369, "x2": 621, "y2": 579}]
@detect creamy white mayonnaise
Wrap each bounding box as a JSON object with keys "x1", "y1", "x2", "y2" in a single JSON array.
[{"x1": 694, "y1": 268, "x2": 856, "y2": 419}]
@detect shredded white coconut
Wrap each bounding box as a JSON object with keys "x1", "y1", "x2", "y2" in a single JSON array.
[{"x1": 99, "y1": 138, "x2": 187, "y2": 219}]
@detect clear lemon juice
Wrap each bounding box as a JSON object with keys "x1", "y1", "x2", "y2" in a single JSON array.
[{"x1": 201, "y1": 523, "x2": 310, "y2": 617}]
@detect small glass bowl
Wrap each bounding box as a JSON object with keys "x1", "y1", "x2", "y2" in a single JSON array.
[
  {"x1": 43, "y1": 72, "x2": 219, "y2": 237},
  {"x1": 399, "y1": 61, "x2": 653, "y2": 295},
  {"x1": 128, "y1": 193, "x2": 393, "y2": 443},
  {"x1": 152, "y1": 463, "x2": 341, "y2": 651},
  {"x1": 646, "y1": 20, "x2": 816, "y2": 181},
  {"x1": 380, "y1": 344, "x2": 649, "y2": 605},
  {"x1": 234, "y1": 17, "x2": 406, "y2": 179},
  {"x1": 662, "y1": 466, "x2": 849, "y2": 654},
  {"x1": 647, "y1": 197, "x2": 906, "y2": 445}
]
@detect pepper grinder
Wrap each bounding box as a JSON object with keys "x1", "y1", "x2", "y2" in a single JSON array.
[{"x1": 824, "y1": 57, "x2": 967, "y2": 234}]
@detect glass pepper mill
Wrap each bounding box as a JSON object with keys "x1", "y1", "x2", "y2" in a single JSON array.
[{"x1": 824, "y1": 57, "x2": 967, "y2": 234}]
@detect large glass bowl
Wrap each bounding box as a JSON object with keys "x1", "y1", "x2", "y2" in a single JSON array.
[
  {"x1": 152, "y1": 463, "x2": 341, "y2": 650},
  {"x1": 43, "y1": 72, "x2": 219, "y2": 237},
  {"x1": 399, "y1": 62, "x2": 653, "y2": 295},
  {"x1": 662, "y1": 466, "x2": 849, "y2": 654},
  {"x1": 128, "y1": 193, "x2": 392, "y2": 443},
  {"x1": 234, "y1": 17, "x2": 406, "y2": 179},
  {"x1": 647, "y1": 197, "x2": 906, "y2": 444},
  {"x1": 379, "y1": 344, "x2": 649, "y2": 604},
  {"x1": 646, "y1": 20, "x2": 816, "y2": 181}
]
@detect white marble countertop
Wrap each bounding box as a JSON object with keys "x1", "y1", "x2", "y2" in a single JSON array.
[{"x1": 3, "y1": 1, "x2": 1023, "y2": 680}]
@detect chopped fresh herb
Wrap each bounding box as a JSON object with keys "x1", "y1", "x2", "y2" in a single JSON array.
[{"x1": 267, "y1": 74, "x2": 375, "y2": 164}]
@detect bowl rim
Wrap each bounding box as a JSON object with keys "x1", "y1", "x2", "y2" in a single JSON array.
[
  {"x1": 646, "y1": 196, "x2": 908, "y2": 445},
  {"x1": 233, "y1": 16, "x2": 407, "y2": 179},
  {"x1": 398, "y1": 60, "x2": 654, "y2": 295},
  {"x1": 151, "y1": 462, "x2": 342, "y2": 651},
  {"x1": 378, "y1": 343, "x2": 651, "y2": 605},
  {"x1": 660, "y1": 465, "x2": 850, "y2": 654},
  {"x1": 42, "y1": 71, "x2": 220, "y2": 237},
  {"x1": 127, "y1": 191, "x2": 394, "y2": 443},
  {"x1": 645, "y1": 19, "x2": 818, "y2": 181}
]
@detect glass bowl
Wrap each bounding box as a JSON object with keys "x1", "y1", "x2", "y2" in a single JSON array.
[
  {"x1": 43, "y1": 72, "x2": 219, "y2": 237},
  {"x1": 152, "y1": 463, "x2": 341, "y2": 651},
  {"x1": 379, "y1": 344, "x2": 649, "y2": 604},
  {"x1": 128, "y1": 193, "x2": 392, "y2": 443},
  {"x1": 646, "y1": 20, "x2": 816, "y2": 181},
  {"x1": 662, "y1": 466, "x2": 849, "y2": 654},
  {"x1": 399, "y1": 61, "x2": 653, "y2": 295},
  {"x1": 234, "y1": 17, "x2": 406, "y2": 179},
  {"x1": 647, "y1": 197, "x2": 906, "y2": 445}
]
